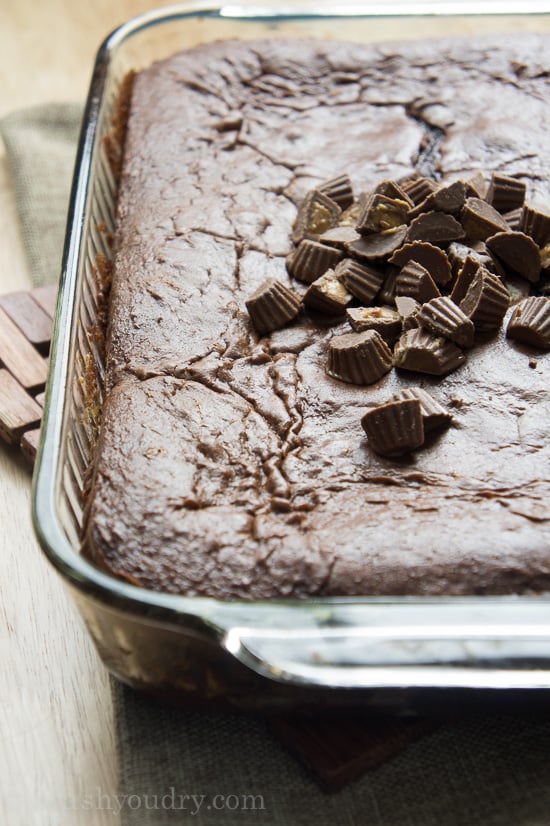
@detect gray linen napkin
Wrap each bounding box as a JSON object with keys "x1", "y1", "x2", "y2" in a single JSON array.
[{"x1": 3, "y1": 104, "x2": 550, "y2": 826}]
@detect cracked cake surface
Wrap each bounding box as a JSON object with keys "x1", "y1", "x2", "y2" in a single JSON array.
[{"x1": 85, "y1": 36, "x2": 550, "y2": 598}]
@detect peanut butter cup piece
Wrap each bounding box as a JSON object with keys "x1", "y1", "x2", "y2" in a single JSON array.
[
  {"x1": 447, "y1": 241, "x2": 495, "y2": 279},
  {"x1": 395, "y1": 261, "x2": 441, "y2": 303},
  {"x1": 346, "y1": 306, "x2": 402, "y2": 342},
  {"x1": 459, "y1": 267, "x2": 510, "y2": 331},
  {"x1": 460, "y1": 197, "x2": 510, "y2": 241},
  {"x1": 518, "y1": 204, "x2": 550, "y2": 248},
  {"x1": 319, "y1": 225, "x2": 360, "y2": 249},
  {"x1": 318, "y1": 174, "x2": 354, "y2": 210},
  {"x1": 361, "y1": 398, "x2": 424, "y2": 457},
  {"x1": 394, "y1": 329, "x2": 466, "y2": 376},
  {"x1": 303, "y1": 269, "x2": 352, "y2": 314},
  {"x1": 407, "y1": 211, "x2": 465, "y2": 246},
  {"x1": 338, "y1": 194, "x2": 368, "y2": 227},
  {"x1": 400, "y1": 176, "x2": 439, "y2": 205},
  {"x1": 373, "y1": 179, "x2": 414, "y2": 207},
  {"x1": 327, "y1": 329, "x2": 393, "y2": 385},
  {"x1": 246, "y1": 278, "x2": 301, "y2": 335},
  {"x1": 286, "y1": 239, "x2": 344, "y2": 283},
  {"x1": 449, "y1": 256, "x2": 483, "y2": 305},
  {"x1": 389, "y1": 241, "x2": 452, "y2": 286},
  {"x1": 392, "y1": 387, "x2": 453, "y2": 433},
  {"x1": 503, "y1": 207, "x2": 523, "y2": 230},
  {"x1": 506, "y1": 296, "x2": 550, "y2": 349},
  {"x1": 347, "y1": 225, "x2": 408, "y2": 262},
  {"x1": 408, "y1": 179, "x2": 474, "y2": 219},
  {"x1": 336, "y1": 259, "x2": 385, "y2": 304},
  {"x1": 292, "y1": 189, "x2": 342, "y2": 244},
  {"x1": 418, "y1": 296, "x2": 475, "y2": 348},
  {"x1": 486, "y1": 173, "x2": 526, "y2": 214},
  {"x1": 395, "y1": 295, "x2": 421, "y2": 330},
  {"x1": 356, "y1": 193, "x2": 409, "y2": 234},
  {"x1": 378, "y1": 268, "x2": 400, "y2": 306},
  {"x1": 486, "y1": 230, "x2": 541, "y2": 283}
]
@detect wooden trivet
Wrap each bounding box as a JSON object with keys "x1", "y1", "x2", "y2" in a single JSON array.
[
  {"x1": 0, "y1": 282, "x2": 437, "y2": 790},
  {"x1": 0, "y1": 284, "x2": 56, "y2": 459}
]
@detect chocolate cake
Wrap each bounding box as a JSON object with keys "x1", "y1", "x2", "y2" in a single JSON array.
[{"x1": 85, "y1": 36, "x2": 550, "y2": 598}]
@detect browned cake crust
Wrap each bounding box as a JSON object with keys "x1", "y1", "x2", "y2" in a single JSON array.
[{"x1": 85, "y1": 36, "x2": 550, "y2": 598}]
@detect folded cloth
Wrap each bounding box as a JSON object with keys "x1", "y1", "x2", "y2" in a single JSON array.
[
  {"x1": 3, "y1": 102, "x2": 550, "y2": 826},
  {"x1": 0, "y1": 103, "x2": 82, "y2": 286}
]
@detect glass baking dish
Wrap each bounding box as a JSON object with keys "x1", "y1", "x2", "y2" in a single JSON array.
[{"x1": 32, "y1": 2, "x2": 550, "y2": 710}]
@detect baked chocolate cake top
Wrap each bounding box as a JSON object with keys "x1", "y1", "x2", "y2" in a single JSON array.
[{"x1": 86, "y1": 37, "x2": 550, "y2": 598}]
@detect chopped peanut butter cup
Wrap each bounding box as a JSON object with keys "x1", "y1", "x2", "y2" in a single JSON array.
[
  {"x1": 400, "y1": 176, "x2": 439, "y2": 205},
  {"x1": 389, "y1": 241, "x2": 452, "y2": 286},
  {"x1": 418, "y1": 296, "x2": 475, "y2": 348},
  {"x1": 395, "y1": 260, "x2": 441, "y2": 303},
  {"x1": 486, "y1": 173, "x2": 526, "y2": 214},
  {"x1": 356, "y1": 193, "x2": 409, "y2": 235},
  {"x1": 336, "y1": 258, "x2": 385, "y2": 304},
  {"x1": 286, "y1": 239, "x2": 344, "y2": 283},
  {"x1": 361, "y1": 398, "x2": 424, "y2": 456},
  {"x1": 246, "y1": 278, "x2": 301, "y2": 335},
  {"x1": 303, "y1": 269, "x2": 353, "y2": 314},
  {"x1": 460, "y1": 196, "x2": 510, "y2": 241},
  {"x1": 319, "y1": 225, "x2": 360, "y2": 249},
  {"x1": 347, "y1": 226, "x2": 408, "y2": 262},
  {"x1": 327, "y1": 329, "x2": 393, "y2": 384},
  {"x1": 346, "y1": 305, "x2": 402, "y2": 342},
  {"x1": 392, "y1": 387, "x2": 453, "y2": 432},
  {"x1": 486, "y1": 231, "x2": 541, "y2": 283},
  {"x1": 318, "y1": 174, "x2": 354, "y2": 210},
  {"x1": 407, "y1": 211, "x2": 465, "y2": 246},
  {"x1": 394, "y1": 328, "x2": 466, "y2": 376},
  {"x1": 373, "y1": 179, "x2": 414, "y2": 206},
  {"x1": 518, "y1": 204, "x2": 550, "y2": 248},
  {"x1": 459, "y1": 267, "x2": 510, "y2": 331},
  {"x1": 506, "y1": 296, "x2": 550, "y2": 349},
  {"x1": 292, "y1": 189, "x2": 342, "y2": 244},
  {"x1": 395, "y1": 295, "x2": 421, "y2": 330},
  {"x1": 408, "y1": 179, "x2": 474, "y2": 219}
]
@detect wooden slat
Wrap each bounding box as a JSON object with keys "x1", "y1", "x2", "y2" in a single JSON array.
[
  {"x1": 0, "y1": 306, "x2": 48, "y2": 391},
  {"x1": 0, "y1": 368, "x2": 42, "y2": 445},
  {"x1": 20, "y1": 427, "x2": 42, "y2": 464},
  {"x1": 0, "y1": 290, "x2": 52, "y2": 352},
  {"x1": 30, "y1": 283, "x2": 58, "y2": 318}
]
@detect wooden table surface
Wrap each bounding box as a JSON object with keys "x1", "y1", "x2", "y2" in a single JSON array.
[{"x1": 2, "y1": 2, "x2": 549, "y2": 824}]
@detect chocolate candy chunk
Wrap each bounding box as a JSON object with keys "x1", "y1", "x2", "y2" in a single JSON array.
[
  {"x1": 327, "y1": 329, "x2": 393, "y2": 385},
  {"x1": 450, "y1": 256, "x2": 483, "y2": 305},
  {"x1": 506, "y1": 296, "x2": 550, "y2": 349},
  {"x1": 518, "y1": 204, "x2": 550, "y2": 247},
  {"x1": 319, "y1": 225, "x2": 360, "y2": 249},
  {"x1": 287, "y1": 239, "x2": 344, "y2": 283},
  {"x1": 392, "y1": 387, "x2": 453, "y2": 433},
  {"x1": 447, "y1": 241, "x2": 496, "y2": 278},
  {"x1": 361, "y1": 398, "x2": 424, "y2": 457},
  {"x1": 408, "y1": 180, "x2": 474, "y2": 219},
  {"x1": 460, "y1": 197, "x2": 510, "y2": 241},
  {"x1": 395, "y1": 295, "x2": 421, "y2": 330},
  {"x1": 400, "y1": 176, "x2": 439, "y2": 205},
  {"x1": 486, "y1": 173, "x2": 526, "y2": 214},
  {"x1": 336, "y1": 259, "x2": 385, "y2": 304},
  {"x1": 389, "y1": 241, "x2": 452, "y2": 286},
  {"x1": 418, "y1": 296, "x2": 475, "y2": 348},
  {"x1": 486, "y1": 231, "x2": 541, "y2": 283},
  {"x1": 347, "y1": 225, "x2": 408, "y2": 262},
  {"x1": 373, "y1": 179, "x2": 414, "y2": 207},
  {"x1": 319, "y1": 174, "x2": 354, "y2": 210},
  {"x1": 394, "y1": 328, "x2": 466, "y2": 376},
  {"x1": 407, "y1": 211, "x2": 465, "y2": 246},
  {"x1": 346, "y1": 306, "x2": 402, "y2": 343},
  {"x1": 503, "y1": 207, "x2": 523, "y2": 230},
  {"x1": 356, "y1": 193, "x2": 409, "y2": 235},
  {"x1": 292, "y1": 189, "x2": 342, "y2": 244},
  {"x1": 378, "y1": 268, "x2": 400, "y2": 306},
  {"x1": 303, "y1": 269, "x2": 353, "y2": 314},
  {"x1": 395, "y1": 261, "x2": 441, "y2": 303},
  {"x1": 459, "y1": 267, "x2": 510, "y2": 331},
  {"x1": 246, "y1": 278, "x2": 301, "y2": 335}
]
